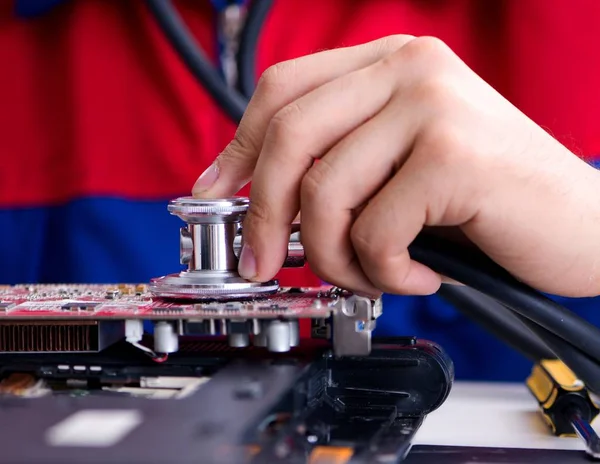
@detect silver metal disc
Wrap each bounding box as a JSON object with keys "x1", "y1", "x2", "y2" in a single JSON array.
[{"x1": 149, "y1": 271, "x2": 279, "y2": 300}]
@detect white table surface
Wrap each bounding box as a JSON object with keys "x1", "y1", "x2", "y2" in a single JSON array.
[{"x1": 413, "y1": 381, "x2": 592, "y2": 452}]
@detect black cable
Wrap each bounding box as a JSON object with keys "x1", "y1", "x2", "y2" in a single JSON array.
[
  {"x1": 514, "y1": 313, "x2": 600, "y2": 394},
  {"x1": 437, "y1": 284, "x2": 556, "y2": 362},
  {"x1": 145, "y1": 0, "x2": 248, "y2": 123},
  {"x1": 409, "y1": 233, "x2": 600, "y2": 366},
  {"x1": 438, "y1": 284, "x2": 600, "y2": 394},
  {"x1": 236, "y1": 0, "x2": 274, "y2": 98}
]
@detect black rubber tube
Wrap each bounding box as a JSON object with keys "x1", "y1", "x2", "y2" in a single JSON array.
[
  {"x1": 437, "y1": 284, "x2": 556, "y2": 362},
  {"x1": 145, "y1": 0, "x2": 248, "y2": 123},
  {"x1": 409, "y1": 234, "x2": 600, "y2": 366},
  {"x1": 438, "y1": 284, "x2": 600, "y2": 394},
  {"x1": 237, "y1": 0, "x2": 274, "y2": 98}
]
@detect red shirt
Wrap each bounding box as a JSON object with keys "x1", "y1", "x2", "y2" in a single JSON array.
[{"x1": 3, "y1": 0, "x2": 599, "y2": 205}]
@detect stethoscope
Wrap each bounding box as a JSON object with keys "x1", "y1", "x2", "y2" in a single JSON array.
[{"x1": 146, "y1": 0, "x2": 272, "y2": 123}]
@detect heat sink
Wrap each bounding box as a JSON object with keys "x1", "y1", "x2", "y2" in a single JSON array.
[{"x1": 0, "y1": 321, "x2": 124, "y2": 353}]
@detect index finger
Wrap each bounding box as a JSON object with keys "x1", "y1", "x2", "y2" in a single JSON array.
[
  {"x1": 191, "y1": 35, "x2": 415, "y2": 198},
  {"x1": 239, "y1": 40, "x2": 417, "y2": 282}
]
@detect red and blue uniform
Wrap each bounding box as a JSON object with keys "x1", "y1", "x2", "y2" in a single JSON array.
[{"x1": 3, "y1": 0, "x2": 600, "y2": 381}]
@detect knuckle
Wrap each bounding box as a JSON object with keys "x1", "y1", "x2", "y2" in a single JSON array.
[
  {"x1": 378, "y1": 36, "x2": 455, "y2": 80},
  {"x1": 246, "y1": 197, "x2": 273, "y2": 226},
  {"x1": 404, "y1": 36, "x2": 452, "y2": 62},
  {"x1": 350, "y1": 220, "x2": 384, "y2": 262},
  {"x1": 415, "y1": 74, "x2": 456, "y2": 107},
  {"x1": 220, "y1": 130, "x2": 256, "y2": 166},
  {"x1": 301, "y1": 160, "x2": 334, "y2": 204},
  {"x1": 268, "y1": 102, "x2": 305, "y2": 141},
  {"x1": 420, "y1": 120, "x2": 469, "y2": 165},
  {"x1": 377, "y1": 48, "x2": 405, "y2": 74},
  {"x1": 215, "y1": 148, "x2": 254, "y2": 185},
  {"x1": 256, "y1": 60, "x2": 298, "y2": 94},
  {"x1": 232, "y1": 122, "x2": 258, "y2": 153},
  {"x1": 376, "y1": 36, "x2": 446, "y2": 73},
  {"x1": 407, "y1": 73, "x2": 461, "y2": 129},
  {"x1": 376, "y1": 36, "x2": 455, "y2": 79}
]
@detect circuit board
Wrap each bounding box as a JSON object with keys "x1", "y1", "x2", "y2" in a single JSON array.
[{"x1": 0, "y1": 284, "x2": 340, "y2": 321}]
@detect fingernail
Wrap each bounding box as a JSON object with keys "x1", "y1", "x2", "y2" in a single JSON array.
[
  {"x1": 192, "y1": 162, "x2": 219, "y2": 195},
  {"x1": 238, "y1": 244, "x2": 257, "y2": 280}
]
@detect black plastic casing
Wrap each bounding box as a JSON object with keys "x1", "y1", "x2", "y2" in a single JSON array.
[{"x1": 327, "y1": 337, "x2": 454, "y2": 416}]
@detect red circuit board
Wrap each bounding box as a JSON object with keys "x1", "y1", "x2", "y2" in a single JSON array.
[{"x1": 0, "y1": 284, "x2": 339, "y2": 321}]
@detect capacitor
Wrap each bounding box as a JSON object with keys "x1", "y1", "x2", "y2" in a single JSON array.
[
  {"x1": 226, "y1": 320, "x2": 251, "y2": 348},
  {"x1": 267, "y1": 320, "x2": 291, "y2": 353},
  {"x1": 153, "y1": 322, "x2": 179, "y2": 353}
]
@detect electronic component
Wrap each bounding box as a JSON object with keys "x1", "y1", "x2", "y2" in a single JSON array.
[
  {"x1": 153, "y1": 321, "x2": 179, "y2": 353},
  {"x1": 527, "y1": 359, "x2": 600, "y2": 459},
  {"x1": 265, "y1": 320, "x2": 291, "y2": 353},
  {"x1": 0, "y1": 284, "x2": 379, "y2": 356}
]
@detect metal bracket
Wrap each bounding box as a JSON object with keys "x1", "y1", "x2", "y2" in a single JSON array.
[{"x1": 332, "y1": 295, "x2": 382, "y2": 357}]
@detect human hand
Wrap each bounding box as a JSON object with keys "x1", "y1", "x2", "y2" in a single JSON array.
[{"x1": 192, "y1": 35, "x2": 600, "y2": 298}]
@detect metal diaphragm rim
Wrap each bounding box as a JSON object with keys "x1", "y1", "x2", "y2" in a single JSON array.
[
  {"x1": 149, "y1": 273, "x2": 279, "y2": 300},
  {"x1": 167, "y1": 196, "x2": 250, "y2": 216}
]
